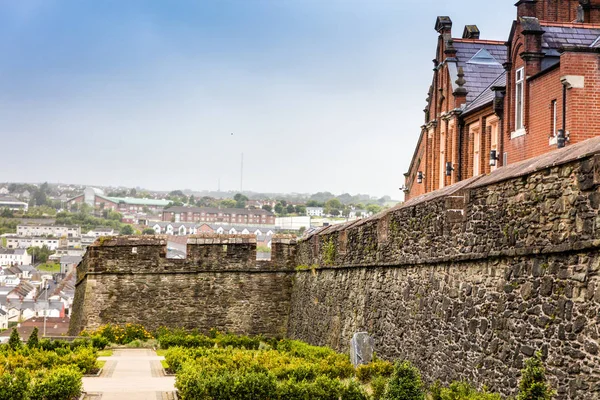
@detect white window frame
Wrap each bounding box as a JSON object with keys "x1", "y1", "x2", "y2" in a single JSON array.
[{"x1": 512, "y1": 67, "x2": 526, "y2": 138}]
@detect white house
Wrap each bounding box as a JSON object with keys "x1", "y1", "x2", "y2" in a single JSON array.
[
  {"x1": 348, "y1": 209, "x2": 372, "y2": 219},
  {"x1": 0, "y1": 309, "x2": 8, "y2": 330},
  {"x1": 0, "y1": 196, "x2": 28, "y2": 212},
  {"x1": 306, "y1": 207, "x2": 324, "y2": 217},
  {"x1": 0, "y1": 248, "x2": 32, "y2": 266},
  {"x1": 5, "y1": 236, "x2": 60, "y2": 250},
  {"x1": 87, "y1": 228, "x2": 116, "y2": 237},
  {"x1": 17, "y1": 225, "x2": 81, "y2": 238}
]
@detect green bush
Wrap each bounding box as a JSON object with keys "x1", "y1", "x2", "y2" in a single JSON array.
[
  {"x1": 517, "y1": 352, "x2": 555, "y2": 400},
  {"x1": 91, "y1": 335, "x2": 109, "y2": 350},
  {"x1": 342, "y1": 379, "x2": 369, "y2": 400},
  {"x1": 81, "y1": 323, "x2": 152, "y2": 345},
  {"x1": 27, "y1": 328, "x2": 39, "y2": 349},
  {"x1": 0, "y1": 368, "x2": 30, "y2": 400},
  {"x1": 356, "y1": 359, "x2": 394, "y2": 383},
  {"x1": 439, "y1": 382, "x2": 502, "y2": 400},
  {"x1": 383, "y1": 361, "x2": 425, "y2": 400},
  {"x1": 30, "y1": 366, "x2": 82, "y2": 400},
  {"x1": 8, "y1": 329, "x2": 21, "y2": 351},
  {"x1": 371, "y1": 376, "x2": 388, "y2": 400}
]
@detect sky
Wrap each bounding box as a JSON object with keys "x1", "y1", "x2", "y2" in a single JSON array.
[{"x1": 0, "y1": 0, "x2": 516, "y2": 198}]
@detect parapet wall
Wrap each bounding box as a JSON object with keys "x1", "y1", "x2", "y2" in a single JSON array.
[
  {"x1": 69, "y1": 234, "x2": 296, "y2": 335},
  {"x1": 288, "y1": 138, "x2": 600, "y2": 399}
]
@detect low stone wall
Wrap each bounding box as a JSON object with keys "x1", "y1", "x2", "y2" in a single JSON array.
[
  {"x1": 288, "y1": 138, "x2": 600, "y2": 399},
  {"x1": 69, "y1": 235, "x2": 296, "y2": 336}
]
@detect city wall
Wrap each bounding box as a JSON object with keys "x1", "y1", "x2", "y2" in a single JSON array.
[
  {"x1": 70, "y1": 137, "x2": 600, "y2": 399},
  {"x1": 289, "y1": 138, "x2": 600, "y2": 399},
  {"x1": 69, "y1": 235, "x2": 296, "y2": 336}
]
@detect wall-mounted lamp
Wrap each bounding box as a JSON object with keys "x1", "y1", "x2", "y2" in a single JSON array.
[
  {"x1": 557, "y1": 129, "x2": 569, "y2": 149},
  {"x1": 489, "y1": 150, "x2": 500, "y2": 167},
  {"x1": 416, "y1": 171, "x2": 424, "y2": 184},
  {"x1": 445, "y1": 162, "x2": 454, "y2": 177}
]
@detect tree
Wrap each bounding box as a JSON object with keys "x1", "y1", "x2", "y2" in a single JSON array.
[
  {"x1": 262, "y1": 205, "x2": 272, "y2": 212},
  {"x1": 27, "y1": 327, "x2": 39, "y2": 348},
  {"x1": 129, "y1": 188, "x2": 137, "y2": 197},
  {"x1": 220, "y1": 199, "x2": 236, "y2": 208},
  {"x1": 169, "y1": 190, "x2": 185, "y2": 197},
  {"x1": 330, "y1": 209, "x2": 340, "y2": 216},
  {"x1": 120, "y1": 225, "x2": 134, "y2": 235},
  {"x1": 366, "y1": 204, "x2": 383, "y2": 215},
  {"x1": 142, "y1": 228, "x2": 155, "y2": 235},
  {"x1": 306, "y1": 200, "x2": 323, "y2": 207},
  {"x1": 27, "y1": 245, "x2": 54, "y2": 264},
  {"x1": 325, "y1": 199, "x2": 343, "y2": 210},
  {"x1": 517, "y1": 352, "x2": 555, "y2": 400},
  {"x1": 9, "y1": 328, "x2": 21, "y2": 350},
  {"x1": 1, "y1": 208, "x2": 14, "y2": 218},
  {"x1": 274, "y1": 204, "x2": 284, "y2": 215},
  {"x1": 286, "y1": 204, "x2": 295, "y2": 214},
  {"x1": 295, "y1": 205, "x2": 306, "y2": 215}
]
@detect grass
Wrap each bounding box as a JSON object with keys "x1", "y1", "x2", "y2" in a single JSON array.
[
  {"x1": 155, "y1": 349, "x2": 168, "y2": 357},
  {"x1": 37, "y1": 263, "x2": 61, "y2": 273},
  {"x1": 97, "y1": 350, "x2": 113, "y2": 357}
]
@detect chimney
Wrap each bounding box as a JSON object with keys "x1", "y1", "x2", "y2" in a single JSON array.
[
  {"x1": 462, "y1": 25, "x2": 480, "y2": 39},
  {"x1": 515, "y1": 0, "x2": 538, "y2": 18},
  {"x1": 520, "y1": 17, "x2": 545, "y2": 75},
  {"x1": 435, "y1": 16, "x2": 453, "y2": 34}
]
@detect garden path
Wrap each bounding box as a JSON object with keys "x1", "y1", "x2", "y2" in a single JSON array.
[{"x1": 83, "y1": 349, "x2": 176, "y2": 400}]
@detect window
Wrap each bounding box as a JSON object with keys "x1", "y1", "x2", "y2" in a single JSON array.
[{"x1": 515, "y1": 68, "x2": 524, "y2": 131}]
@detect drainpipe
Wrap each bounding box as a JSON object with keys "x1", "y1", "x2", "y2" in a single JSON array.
[
  {"x1": 562, "y1": 84, "x2": 567, "y2": 133},
  {"x1": 457, "y1": 119, "x2": 464, "y2": 181}
]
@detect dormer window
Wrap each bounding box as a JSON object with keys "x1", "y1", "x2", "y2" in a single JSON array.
[{"x1": 515, "y1": 68, "x2": 525, "y2": 131}]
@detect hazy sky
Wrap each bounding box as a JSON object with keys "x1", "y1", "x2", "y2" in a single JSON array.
[{"x1": 0, "y1": 0, "x2": 516, "y2": 198}]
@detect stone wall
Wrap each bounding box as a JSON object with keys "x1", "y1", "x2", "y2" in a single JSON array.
[
  {"x1": 288, "y1": 138, "x2": 600, "y2": 399},
  {"x1": 69, "y1": 235, "x2": 296, "y2": 336}
]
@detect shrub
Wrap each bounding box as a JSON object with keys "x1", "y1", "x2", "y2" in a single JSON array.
[
  {"x1": 356, "y1": 359, "x2": 394, "y2": 383},
  {"x1": 82, "y1": 323, "x2": 152, "y2": 345},
  {"x1": 342, "y1": 379, "x2": 369, "y2": 400},
  {"x1": 91, "y1": 335, "x2": 109, "y2": 350},
  {"x1": 371, "y1": 376, "x2": 388, "y2": 400},
  {"x1": 29, "y1": 366, "x2": 82, "y2": 400},
  {"x1": 439, "y1": 382, "x2": 502, "y2": 400},
  {"x1": 517, "y1": 352, "x2": 555, "y2": 400},
  {"x1": 0, "y1": 368, "x2": 30, "y2": 400},
  {"x1": 8, "y1": 329, "x2": 21, "y2": 351},
  {"x1": 383, "y1": 361, "x2": 425, "y2": 400},
  {"x1": 27, "y1": 328, "x2": 39, "y2": 348}
]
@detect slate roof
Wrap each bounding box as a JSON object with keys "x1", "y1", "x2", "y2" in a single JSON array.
[
  {"x1": 541, "y1": 23, "x2": 600, "y2": 50},
  {"x1": 453, "y1": 39, "x2": 506, "y2": 104},
  {"x1": 165, "y1": 206, "x2": 274, "y2": 216},
  {"x1": 463, "y1": 72, "x2": 506, "y2": 115}
]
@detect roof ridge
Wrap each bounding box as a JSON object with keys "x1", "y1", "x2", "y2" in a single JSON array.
[
  {"x1": 453, "y1": 38, "x2": 505, "y2": 45},
  {"x1": 540, "y1": 21, "x2": 600, "y2": 29}
]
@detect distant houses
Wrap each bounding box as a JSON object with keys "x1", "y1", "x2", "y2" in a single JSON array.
[
  {"x1": 67, "y1": 187, "x2": 170, "y2": 213},
  {"x1": 162, "y1": 206, "x2": 276, "y2": 226},
  {"x1": 0, "y1": 196, "x2": 28, "y2": 212}
]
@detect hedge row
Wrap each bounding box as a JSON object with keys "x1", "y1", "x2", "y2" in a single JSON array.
[
  {"x1": 0, "y1": 329, "x2": 93, "y2": 400},
  {"x1": 159, "y1": 329, "x2": 554, "y2": 400}
]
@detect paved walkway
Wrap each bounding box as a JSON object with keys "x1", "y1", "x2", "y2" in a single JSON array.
[{"x1": 83, "y1": 349, "x2": 176, "y2": 400}]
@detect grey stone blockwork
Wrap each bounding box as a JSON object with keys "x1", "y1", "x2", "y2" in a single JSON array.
[{"x1": 71, "y1": 139, "x2": 600, "y2": 399}]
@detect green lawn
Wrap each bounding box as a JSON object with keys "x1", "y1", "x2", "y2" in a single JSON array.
[
  {"x1": 97, "y1": 350, "x2": 113, "y2": 357},
  {"x1": 37, "y1": 263, "x2": 61, "y2": 273}
]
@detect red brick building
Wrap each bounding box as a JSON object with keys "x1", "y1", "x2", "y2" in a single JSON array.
[
  {"x1": 162, "y1": 206, "x2": 276, "y2": 226},
  {"x1": 405, "y1": 0, "x2": 600, "y2": 200}
]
